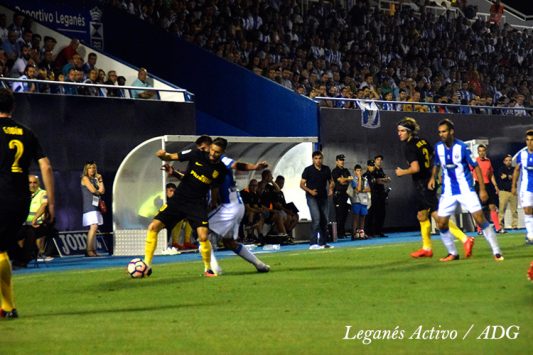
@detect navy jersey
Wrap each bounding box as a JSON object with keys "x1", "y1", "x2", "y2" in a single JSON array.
[
  {"x1": 402, "y1": 136, "x2": 433, "y2": 183},
  {"x1": 0, "y1": 117, "x2": 45, "y2": 200},
  {"x1": 171, "y1": 149, "x2": 227, "y2": 201}
]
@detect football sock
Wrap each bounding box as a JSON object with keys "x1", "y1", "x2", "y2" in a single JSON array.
[
  {"x1": 234, "y1": 243, "x2": 261, "y2": 266},
  {"x1": 491, "y1": 210, "x2": 501, "y2": 231},
  {"x1": 209, "y1": 247, "x2": 221, "y2": 273},
  {"x1": 0, "y1": 252, "x2": 15, "y2": 311},
  {"x1": 449, "y1": 219, "x2": 467, "y2": 243},
  {"x1": 524, "y1": 214, "x2": 533, "y2": 240},
  {"x1": 420, "y1": 219, "x2": 432, "y2": 250},
  {"x1": 144, "y1": 230, "x2": 158, "y2": 266},
  {"x1": 480, "y1": 221, "x2": 501, "y2": 255},
  {"x1": 199, "y1": 240, "x2": 212, "y2": 271},
  {"x1": 439, "y1": 228, "x2": 458, "y2": 255}
]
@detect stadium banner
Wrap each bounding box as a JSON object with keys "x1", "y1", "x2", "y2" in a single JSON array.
[
  {"x1": 1, "y1": 0, "x2": 103, "y2": 48},
  {"x1": 53, "y1": 231, "x2": 109, "y2": 257}
]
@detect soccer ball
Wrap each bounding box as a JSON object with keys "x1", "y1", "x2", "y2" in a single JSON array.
[{"x1": 127, "y1": 258, "x2": 150, "y2": 278}]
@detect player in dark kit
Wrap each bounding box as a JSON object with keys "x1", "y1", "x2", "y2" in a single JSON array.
[
  {"x1": 0, "y1": 88, "x2": 55, "y2": 319},
  {"x1": 144, "y1": 137, "x2": 227, "y2": 277},
  {"x1": 395, "y1": 117, "x2": 473, "y2": 259}
]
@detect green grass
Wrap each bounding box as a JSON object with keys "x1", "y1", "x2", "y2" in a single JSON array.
[{"x1": 4, "y1": 235, "x2": 532, "y2": 355}]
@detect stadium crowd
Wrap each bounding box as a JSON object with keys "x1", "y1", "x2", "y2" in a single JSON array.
[
  {"x1": 107, "y1": 0, "x2": 532, "y2": 115},
  {"x1": 0, "y1": 12, "x2": 133, "y2": 97}
]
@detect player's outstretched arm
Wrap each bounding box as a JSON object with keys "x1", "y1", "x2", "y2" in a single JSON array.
[{"x1": 156, "y1": 150, "x2": 179, "y2": 161}]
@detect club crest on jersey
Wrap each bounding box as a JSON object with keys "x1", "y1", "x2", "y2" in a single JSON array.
[{"x1": 212, "y1": 170, "x2": 219, "y2": 178}]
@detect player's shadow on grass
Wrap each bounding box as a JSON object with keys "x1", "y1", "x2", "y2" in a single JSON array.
[
  {"x1": 94, "y1": 273, "x2": 218, "y2": 291},
  {"x1": 25, "y1": 302, "x2": 215, "y2": 319}
]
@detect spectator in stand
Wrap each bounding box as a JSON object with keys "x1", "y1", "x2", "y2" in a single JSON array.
[
  {"x1": 51, "y1": 72, "x2": 66, "y2": 95},
  {"x1": 12, "y1": 64, "x2": 36, "y2": 93},
  {"x1": 62, "y1": 53, "x2": 84, "y2": 77},
  {"x1": 117, "y1": 75, "x2": 128, "y2": 98},
  {"x1": 97, "y1": 69, "x2": 106, "y2": 84},
  {"x1": 7, "y1": 12, "x2": 25, "y2": 38},
  {"x1": 82, "y1": 52, "x2": 98, "y2": 77},
  {"x1": 0, "y1": 14, "x2": 7, "y2": 43},
  {"x1": 64, "y1": 68, "x2": 79, "y2": 95},
  {"x1": 104, "y1": 70, "x2": 119, "y2": 97},
  {"x1": 513, "y1": 94, "x2": 527, "y2": 116},
  {"x1": 36, "y1": 67, "x2": 51, "y2": 94},
  {"x1": 81, "y1": 68, "x2": 103, "y2": 96},
  {"x1": 54, "y1": 38, "x2": 80, "y2": 71},
  {"x1": 39, "y1": 50, "x2": 55, "y2": 75},
  {"x1": 131, "y1": 67, "x2": 156, "y2": 99},
  {"x1": 39, "y1": 36, "x2": 57, "y2": 61},
  {"x1": 10, "y1": 44, "x2": 31, "y2": 78},
  {"x1": 489, "y1": 0, "x2": 504, "y2": 26},
  {"x1": 16, "y1": 29, "x2": 32, "y2": 51}
]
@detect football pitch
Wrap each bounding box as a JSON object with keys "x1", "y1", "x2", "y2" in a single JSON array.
[{"x1": 4, "y1": 233, "x2": 532, "y2": 355}]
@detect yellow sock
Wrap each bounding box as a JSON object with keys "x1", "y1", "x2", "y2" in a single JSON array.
[
  {"x1": 0, "y1": 252, "x2": 15, "y2": 311},
  {"x1": 420, "y1": 219, "x2": 432, "y2": 250},
  {"x1": 449, "y1": 220, "x2": 467, "y2": 243},
  {"x1": 144, "y1": 230, "x2": 158, "y2": 266},
  {"x1": 199, "y1": 241, "x2": 212, "y2": 271}
]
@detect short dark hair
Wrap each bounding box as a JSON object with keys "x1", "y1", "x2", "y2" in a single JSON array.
[
  {"x1": 0, "y1": 88, "x2": 15, "y2": 114},
  {"x1": 354, "y1": 164, "x2": 362, "y2": 170},
  {"x1": 477, "y1": 144, "x2": 486, "y2": 149},
  {"x1": 166, "y1": 183, "x2": 176, "y2": 189},
  {"x1": 312, "y1": 150, "x2": 323, "y2": 158},
  {"x1": 195, "y1": 135, "x2": 212, "y2": 146},
  {"x1": 212, "y1": 137, "x2": 228, "y2": 150},
  {"x1": 527, "y1": 129, "x2": 533, "y2": 137},
  {"x1": 438, "y1": 118, "x2": 455, "y2": 130},
  {"x1": 275, "y1": 175, "x2": 285, "y2": 182},
  {"x1": 261, "y1": 169, "x2": 271, "y2": 179},
  {"x1": 374, "y1": 154, "x2": 383, "y2": 160}
]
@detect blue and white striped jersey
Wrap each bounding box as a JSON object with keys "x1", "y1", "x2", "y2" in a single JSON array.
[
  {"x1": 434, "y1": 139, "x2": 477, "y2": 196},
  {"x1": 516, "y1": 149, "x2": 533, "y2": 193}
]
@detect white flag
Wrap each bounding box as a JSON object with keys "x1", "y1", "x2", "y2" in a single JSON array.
[{"x1": 357, "y1": 100, "x2": 381, "y2": 129}]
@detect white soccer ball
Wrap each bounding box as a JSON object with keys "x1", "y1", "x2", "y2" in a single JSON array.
[{"x1": 127, "y1": 258, "x2": 150, "y2": 278}]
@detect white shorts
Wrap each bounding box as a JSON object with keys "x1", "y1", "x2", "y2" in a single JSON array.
[
  {"x1": 83, "y1": 211, "x2": 103, "y2": 227},
  {"x1": 519, "y1": 191, "x2": 533, "y2": 208},
  {"x1": 208, "y1": 202, "x2": 245, "y2": 240},
  {"x1": 437, "y1": 191, "x2": 482, "y2": 217}
]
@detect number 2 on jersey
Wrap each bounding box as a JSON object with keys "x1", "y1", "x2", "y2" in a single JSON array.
[{"x1": 9, "y1": 139, "x2": 24, "y2": 173}]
